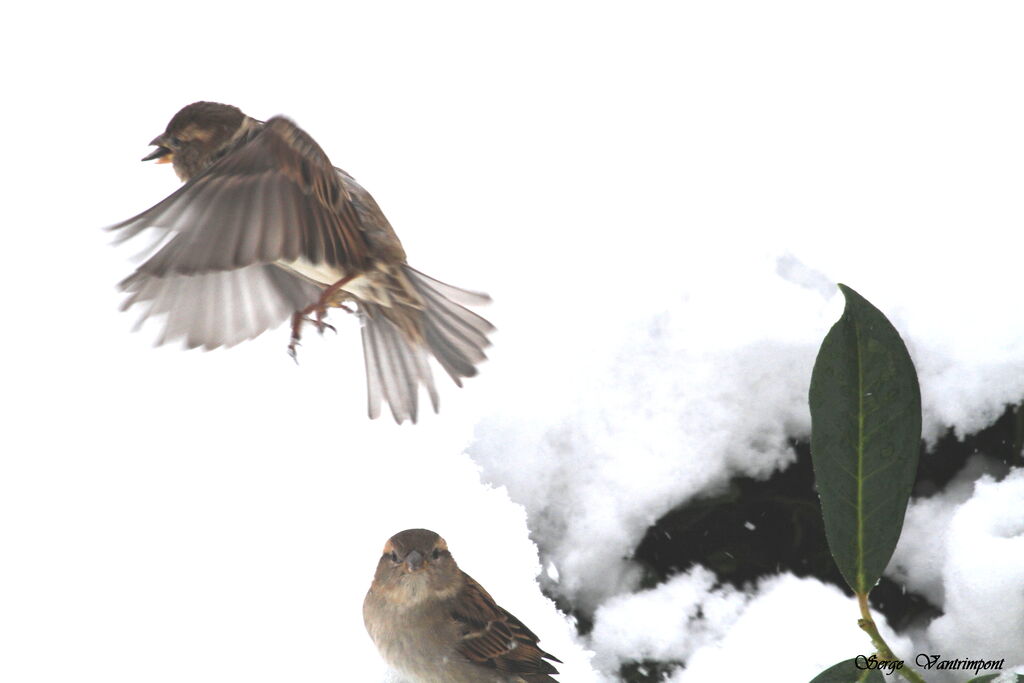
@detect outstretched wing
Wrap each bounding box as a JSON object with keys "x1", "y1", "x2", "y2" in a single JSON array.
[
  {"x1": 110, "y1": 116, "x2": 376, "y2": 349},
  {"x1": 110, "y1": 116, "x2": 373, "y2": 275},
  {"x1": 119, "y1": 264, "x2": 321, "y2": 350},
  {"x1": 450, "y1": 572, "x2": 561, "y2": 676}
]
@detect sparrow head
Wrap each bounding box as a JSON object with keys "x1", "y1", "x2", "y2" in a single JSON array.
[
  {"x1": 371, "y1": 529, "x2": 461, "y2": 607},
  {"x1": 143, "y1": 101, "x2": 249, "y2": 181}
]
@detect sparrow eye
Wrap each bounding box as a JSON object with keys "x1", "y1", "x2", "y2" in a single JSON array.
[
  {"x1": 168, "y1": 135, "x2": 182, "y2": 148},
  {"x1": 388, "y1": 551, "x2": 399, "y2": 563},
  {"x1": 431, "y1": 548, "x2": 441, "y2": 560}
]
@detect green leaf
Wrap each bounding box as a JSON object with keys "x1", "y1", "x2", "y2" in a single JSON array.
[
  {"x1": 809, "y1": 284, "x2": 922, "y2": 594},
  {"x1": 808, "y1": 658, "x2": 886, "y2": 682},
  {"x1": 965, "y1": 676, "x2": 1024, "y2": 682}
]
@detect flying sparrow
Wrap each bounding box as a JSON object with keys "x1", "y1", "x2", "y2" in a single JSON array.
[
  {"x1": 363, "y1": 529, "x2": 561, "y2": 682},
  {"x1": 110, "y1": 102, "x2": 494, "y2": 424}
]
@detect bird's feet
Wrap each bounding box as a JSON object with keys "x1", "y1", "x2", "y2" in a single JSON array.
[
  {"x1": 287, "y1": 278, "x2": 359, "y2": 362},
  {"x1": 288, "y1": 311, "x2": 308, "y2": 364},
  {"x1": 310, "y1": 307, "x2": 336, "y2": 335}
]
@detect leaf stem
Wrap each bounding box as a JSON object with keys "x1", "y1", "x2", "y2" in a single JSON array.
[{"x1": 856, "y1": 592, "x2": 925, "y2": 683}]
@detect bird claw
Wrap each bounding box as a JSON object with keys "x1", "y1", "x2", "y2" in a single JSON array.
[
  {"x1": 307, "y1": 316, "x2": 336, "y2": 336},
  {"x1": 288, "y1": 287, "x2": 355, "y2": 359}
]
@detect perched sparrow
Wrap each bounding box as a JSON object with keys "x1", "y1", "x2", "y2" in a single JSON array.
[
  {"x1": 363, "y1": 529, "x2": 561, "y2": 682},
  {"x1": 110, "y1": 102, "x2": 494, "y2": 424}
]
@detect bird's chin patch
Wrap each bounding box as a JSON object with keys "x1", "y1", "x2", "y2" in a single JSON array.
[{"x1": 389, "y1": 572, "x2": 434, "y2": 605}]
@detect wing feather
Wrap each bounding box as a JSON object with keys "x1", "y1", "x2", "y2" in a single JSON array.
[
  {"x1": 120, "y1": 265, "x2": 320, "y2": 350},
  {"x1": 450, "y1": 572, "x2": 560, "y2": 675},
  {"x1": 108, "y1": 115, "x2": 379, "y2": 349},
  {"x1": 110, "y1": 117, "x2": 372, "y2": 273}
]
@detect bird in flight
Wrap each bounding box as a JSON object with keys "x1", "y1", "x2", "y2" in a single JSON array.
[{"x1": 110, "y1": 102, "x2": 494, "y2": 424}]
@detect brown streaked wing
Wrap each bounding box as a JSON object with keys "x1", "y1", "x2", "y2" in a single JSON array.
[
  {"x1": 336, "y1": 169, "x2": 408, "y2": 262},
  {"x1": 450, "y1": 572, "x2": 561, "y2": 675},
  {"x1": 108, "y1": 116, "x2": 373, "y2": 278}
]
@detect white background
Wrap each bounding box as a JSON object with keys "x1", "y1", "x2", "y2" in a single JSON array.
[{"x1": 3, "y1": 2, "x2": 1024, "y2": 681}]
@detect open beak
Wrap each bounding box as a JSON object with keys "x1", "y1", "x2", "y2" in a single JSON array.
[{"x1": 142, "y1": 135, "x2": 173, "y2": 163}]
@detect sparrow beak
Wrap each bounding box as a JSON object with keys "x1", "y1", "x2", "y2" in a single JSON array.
[
  {"x1": 404, "y1": 550, "x2": 424, "y2": 572},
  {"x1": 142, "y1": 136, "x2": 173, "y2": 163}
]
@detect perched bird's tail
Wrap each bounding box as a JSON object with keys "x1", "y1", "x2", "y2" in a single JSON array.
[{"x1": 359, "y1": 265, "x2": 494, "y2": 424}]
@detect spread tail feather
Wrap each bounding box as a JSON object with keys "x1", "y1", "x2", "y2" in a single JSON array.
[{"x1": 360, "y1": 265, "x2": 494, "y2": 424}]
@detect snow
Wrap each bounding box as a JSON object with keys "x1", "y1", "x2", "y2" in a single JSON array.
[
  {"x1": 589, "y1": 566, "x2": 748, "y2": 672},
  {"x1": 670, "y1": 575, "x2": 912, "y2": 683},
  {"x1": 3, "y1": 2, "x2": 1024, "y2": 682},
  {"x1": 924, "y1": 469, "x2": 1024, "y2": 677},
  {"x1": 591, "y1": 571, "x2": 914, "y2": 682},
  {"x1": 888, "y1": 455, "x2": 1005, "y2": 608},
  {"x1": 471, "y1": 254, "x2": 822, "y2": 610}
]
